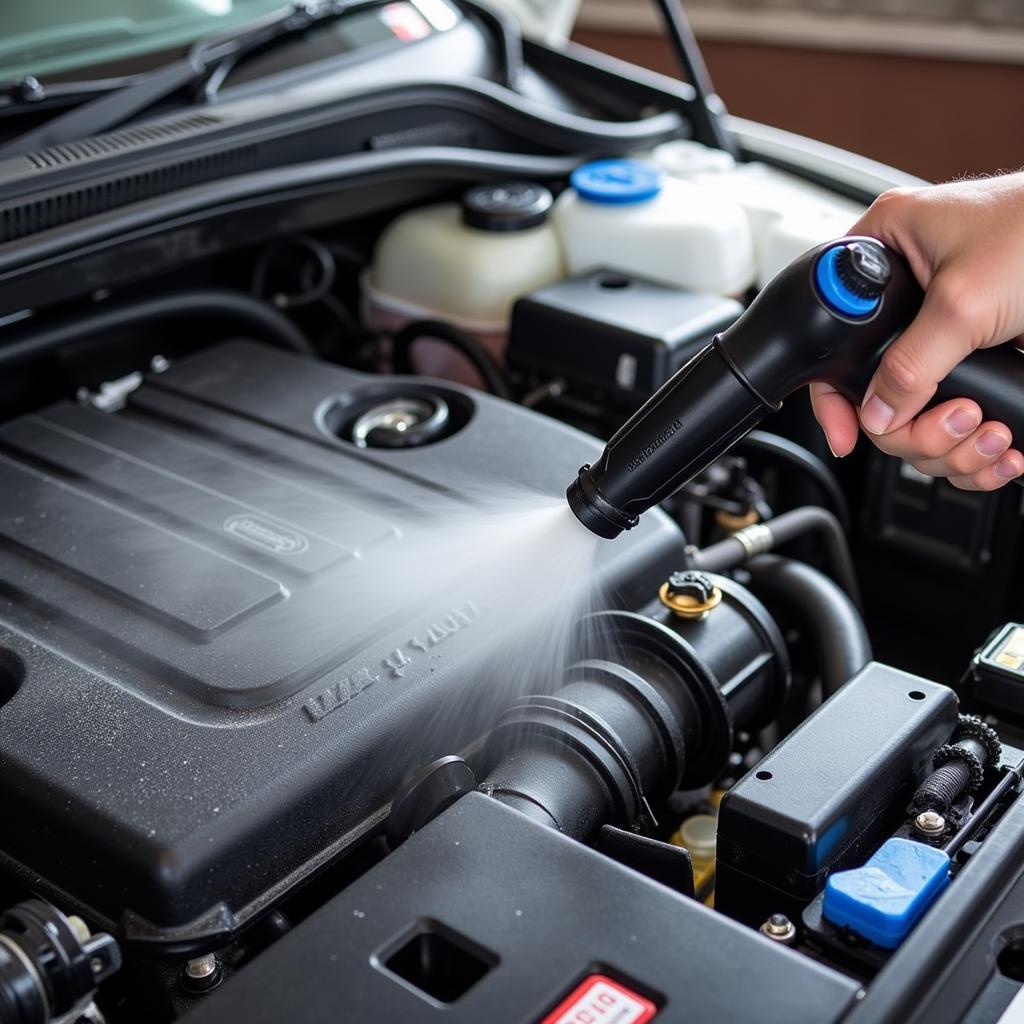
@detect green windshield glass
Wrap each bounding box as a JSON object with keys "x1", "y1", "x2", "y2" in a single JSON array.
[{"x1": 0, "y1": 1, "x2": 288, "y2": 81}]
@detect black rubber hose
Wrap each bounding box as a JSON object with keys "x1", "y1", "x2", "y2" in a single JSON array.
[
  {"x1": 250, "y1": 235, "x2": 336, "y2": 309},
  {"x1": 691, "y1": 505, "x2": 862, "y2": 612},
  {"x1": 391, "y1": 319, "x2": 512, "y2": 400},
  {"x1": 743, "y1": 554, "x2": 871, "y2": 698},
  {"x1": 0, "y1": 289, "x2": 315, "y2": 371},
  {"x1": 737, "y1": 429, "x2": 850, "y2": 532}
]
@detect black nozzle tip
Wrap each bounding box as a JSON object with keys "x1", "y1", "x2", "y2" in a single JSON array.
[{"x1": 566, "y1": 465, "x2": 637, "y2": 540}]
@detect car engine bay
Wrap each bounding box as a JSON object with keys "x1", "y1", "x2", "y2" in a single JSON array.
[{"x1": 2, "y1": 4, "x2": 1024, "y2": 1024}]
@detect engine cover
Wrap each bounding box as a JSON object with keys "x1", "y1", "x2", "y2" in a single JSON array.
[{"x1": 0, "y1": 341, "x2": 683, "y2": 950}]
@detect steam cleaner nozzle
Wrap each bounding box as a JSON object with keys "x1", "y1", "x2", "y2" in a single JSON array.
[{"x1": 568, "y1": 236, "x2": 1024, "y2": 538}]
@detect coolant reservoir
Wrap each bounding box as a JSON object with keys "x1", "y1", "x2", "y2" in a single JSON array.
[
  {"x1": 364, "y1": 182, "x2": 565, "y2": 386},
  {"x1": 552, "y1": 159, "x2": 755, "y2": 296},
  {"x1": 651, "y1": 140, "x2": 865, "y2": 288}
]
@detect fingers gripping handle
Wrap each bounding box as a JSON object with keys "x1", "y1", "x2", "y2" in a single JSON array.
[
  {"x1": 935, "y1": 346, "x2": 1024, "y2": 451},
  {"x1": 814, "y1": 240, "x2": 1024, "y2": 447},
  {"x1": 812, "y1": 241, "x2": 1024, "y2": 453}
]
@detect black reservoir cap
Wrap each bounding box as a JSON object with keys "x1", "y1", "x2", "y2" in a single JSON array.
[{"x1": 461, "y1": 181, "x2": 553, "y2": 232}]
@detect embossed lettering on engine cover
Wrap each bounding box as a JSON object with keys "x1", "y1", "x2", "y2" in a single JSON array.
[{"x1": 304, "y1": 667, "x2": 380, "y2": 722}]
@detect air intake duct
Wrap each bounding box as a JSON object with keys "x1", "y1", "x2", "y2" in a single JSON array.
[{"x1": 480, "y1": 575, "x2": 788, "y2": 839}]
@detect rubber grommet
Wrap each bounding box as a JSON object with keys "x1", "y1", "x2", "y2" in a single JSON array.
[
  {"x1": 954, "y1": 714, "x2": 1002, "y2": 768},
  {"x1": 932, "y1": 744, "x2": 985, "y2": 793}
]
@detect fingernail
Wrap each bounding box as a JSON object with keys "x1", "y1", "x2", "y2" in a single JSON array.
[
  {"x1": 861, "y1": 393, "x2": 895, "y2": 435},
  {"x1": 995, "y1": 455, "x2": 1022, "y2": 479},
  {"x1": 945, "y1": 407, "x2": 980, "y2": 438},
  {"x1": 976, "y1": 430, "x2": 1010, "y2": 457},
  {"x1": 825, "y1": 438, "x2": 842, "y2": 459}
]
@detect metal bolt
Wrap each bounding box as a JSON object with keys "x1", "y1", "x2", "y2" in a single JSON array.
[
  {"x1": 150, "y1": 354, "x2": 170, "y2": 374},
  {"x1": 185, "y1": 955, "x2": 218, "y2": 980},
  {"x1": 181, "y1": 953, "x2": 222, "y2": 994},
  {"x1": 914, "y1": 810, "x2": 946, "y2": 839},
  {"x1": 759, "y1": 913, "x2": 797, "y2": 945}
]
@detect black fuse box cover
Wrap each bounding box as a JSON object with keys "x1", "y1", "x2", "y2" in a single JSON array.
[
  {"x1": 715, "y1": 663, "x2": 958, "y2": 926},
  {"x1": 508, "y1": 269, "x2": 742, "y2": 406},
  {"x1": 0, "y1": 341, "x2": 684, "y2": 948},
  {"x1": 183, "y1": 792, "x2": 861, "y2": 1024}
]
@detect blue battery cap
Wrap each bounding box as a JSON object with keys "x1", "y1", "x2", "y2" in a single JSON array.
[
  {"x1": 815, "y1": 244, "x2": 882, "y2": 319},
  {"x1": 823, "y1": 837, "x2": 950, "y2": 949},
  {"x1": 570, "y1": 159, "x2": 664, "y2": 205}
]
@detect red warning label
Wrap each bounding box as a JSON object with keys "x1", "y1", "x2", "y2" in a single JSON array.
[{"x1": 540, "y1": 974, "x2": 658, "y2": 1024}]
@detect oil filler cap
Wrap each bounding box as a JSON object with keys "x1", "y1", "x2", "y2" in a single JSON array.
[
  {"x1": 823, "y1": 837, "x2": 950, "y2": 948},
  {"x1": 815, "y1": 240, "x2": 890, "y2": 318}
]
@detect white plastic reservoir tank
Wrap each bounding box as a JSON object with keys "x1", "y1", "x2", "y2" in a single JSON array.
[
  {"x1": 552, "y1": 159, "x2": 755, "y2": 296},
  {"x1": 364, "y1": 181, "x2": 564, "y2": 388},
  {"x1": 651, "y1": 140, "x2": 865, "y2": 288}
]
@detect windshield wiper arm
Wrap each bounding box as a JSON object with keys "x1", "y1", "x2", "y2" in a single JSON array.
[
  {"x1": 0, "y1": 73, "x2": 140, "y2": 113},
  {"x1": 0, "y1": 1, "x2": 362, "y2": 158}
]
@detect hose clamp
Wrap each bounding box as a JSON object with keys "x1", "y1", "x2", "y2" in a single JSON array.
[{"x1": 734, "y1": 522, "x2": 774, "y2": 559}]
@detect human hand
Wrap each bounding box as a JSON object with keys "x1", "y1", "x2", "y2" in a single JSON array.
[{"x1": 810, "y1": 173, "x2": 1024, "y2": 489}]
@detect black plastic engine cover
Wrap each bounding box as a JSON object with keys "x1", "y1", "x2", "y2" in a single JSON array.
[
  {"x1": 182, "y1": 792, "x2": 861, "y2": 1024},
  {"x1": 0, "y1": 341, "x2": 684, "y2": 949}
]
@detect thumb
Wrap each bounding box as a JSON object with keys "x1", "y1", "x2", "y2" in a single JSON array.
[{"x1": 860, "y1": 273, "x2": 980, "y2": 436}]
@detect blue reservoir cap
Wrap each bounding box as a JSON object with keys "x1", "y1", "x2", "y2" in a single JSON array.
[
  {"x1": 571, "y1": 160, "x2": 664, "y2": 206},
  {"x1": 815, "y1": 244, "x2": 884, "y2": 318},
  {"x1": 823, "y1": 837, "x2": 950, "y2": 949}
]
